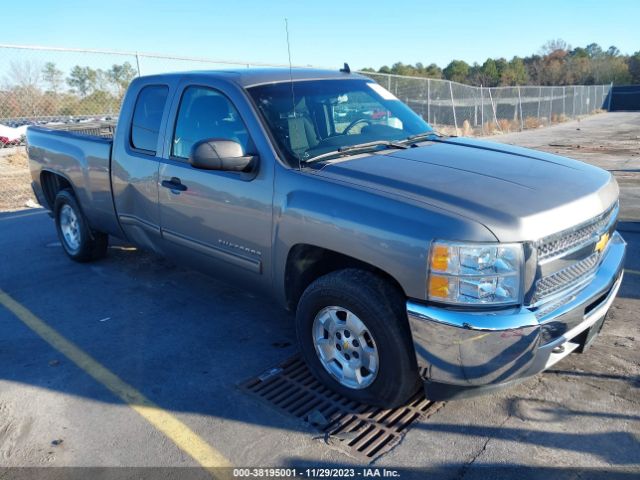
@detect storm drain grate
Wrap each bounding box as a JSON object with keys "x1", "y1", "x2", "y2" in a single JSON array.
[{"x1": 239, "y1": 355, "x2": 443, "y2": 462}]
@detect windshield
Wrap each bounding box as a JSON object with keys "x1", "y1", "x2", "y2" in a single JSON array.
[{"x1": 247, "y1": 79, "x2": 433, "y2": 165}]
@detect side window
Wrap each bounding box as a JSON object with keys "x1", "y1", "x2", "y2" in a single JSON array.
[
  {"x1": 172, "y1": 86, "x2": 252, "y2": 159},
  {"x1": 130, "y1": 85, "x2": 169, "y2": 154}
]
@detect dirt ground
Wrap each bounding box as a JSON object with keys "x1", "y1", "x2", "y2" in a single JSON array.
[{"x1": 0, "y1": 148, "x2": 35, "y2": 212}]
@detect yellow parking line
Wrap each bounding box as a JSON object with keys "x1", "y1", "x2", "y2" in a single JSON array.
[
  {"x1": 0, "y1": 289, "x2": 231, "y2": 473},
  {"x1": 625, "y1": 268, "x2": 640, "y2": 276}
]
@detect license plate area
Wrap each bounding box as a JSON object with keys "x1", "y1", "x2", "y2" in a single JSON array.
[{"x1": 576, "y1": 313, "x2": 607, "y2": 353}]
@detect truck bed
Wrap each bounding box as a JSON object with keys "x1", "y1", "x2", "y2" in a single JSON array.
[
  {"x1": 42, "y1": 120, "x2": 117, "y2": 139},
  {"x1": 26, "y1": 123, "x2": 121, "y2": 237}
]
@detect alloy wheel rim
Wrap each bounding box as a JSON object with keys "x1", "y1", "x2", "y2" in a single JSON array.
[
  {"x1": 312, "y1": 306, "x2": 379, "y2": 389},
  {"x1": 59, "y1": 204, "x2": 81, "y2": 252}
]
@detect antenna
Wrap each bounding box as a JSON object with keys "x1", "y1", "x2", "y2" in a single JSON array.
[
  {"x1": 284, "y1": 18, "x2": 300, "y2": 169},
  {"x1": 285, "y1": 18, "x2": 296, "y2": 117}
]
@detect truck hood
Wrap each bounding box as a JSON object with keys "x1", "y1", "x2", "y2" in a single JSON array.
[{"x1": 314, "y1": 137, "x2": 619, "y2": 241}]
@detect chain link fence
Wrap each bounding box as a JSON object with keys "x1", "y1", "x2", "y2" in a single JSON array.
[
  {"x1": 0, "y1": 44, "x2": 613, "y2": 211},
  {"x1": 0, "y1": 44, "x2": 293, "y2": 129},
  {"x1": 363, "y1": 72, "x2": 611, "y2": 136},
  {"x1": 0, "y1": 44, "x2": 292, "y2": 211}
]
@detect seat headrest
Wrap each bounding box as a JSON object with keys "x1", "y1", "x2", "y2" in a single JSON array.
[{"x1": 189, "y1": 94, "x2": 230, "y2": 121}]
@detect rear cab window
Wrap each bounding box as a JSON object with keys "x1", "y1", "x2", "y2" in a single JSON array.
[{"x1": 130, "y1": 85, "x2": 169, "y2": 154}]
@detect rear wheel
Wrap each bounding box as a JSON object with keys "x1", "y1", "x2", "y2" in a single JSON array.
[
  {"x1": 296, "y1": 269, "x2": 420, "y2": 408},
  {"x1": 54, "y1": 189, "x2": 108, "y2": 262}
]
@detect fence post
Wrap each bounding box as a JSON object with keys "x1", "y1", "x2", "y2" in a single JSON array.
[
  {"x1": 135, "y1": 52, "x2": 141, "y2": 76},
  {"x1": 578, "y1": 86, "x2": 581, "y2": 115},
  {"x1": 449, "y1": 81, "x2": 459, "y2": 136},
  {"x1": 474, "y1": 97, "x2": 478, "y2": 127},
  {"x1": 487, "y1": 87, "x2": 501, "y2": 133},
  {"x1": 562, "y1": 86, "x2": 566, "y2": 118},
  {"x1": 517, "y1": 86, "x2": 524, "y2": 131},
  {"x1": 607, "y1": 82, "x2": 613, "y2": 111},
  {"x1": 572, "y1": 86, "x2": 576, "y2": 118},
  {"x1": 549, "y1": 88, "x2": 554, "y2": 123},
  {"x1": 480, "y1": 85, "x2": 484, "y2": 135},
  {"x1": 537, "y1": 86, "x2": 542, "y2": 120},
  {"x1": 586, "y1": 86, "x2": 589, "y2": 114},
  {"x1": 586, "y1": 86, "x2": 590, "y2": 114},
  {"x1": 427, "y1": 78, "x2": 431, "y2": 124},
  {"x1": 589, "y1": 86, "x2": 592, "y2": 113}
]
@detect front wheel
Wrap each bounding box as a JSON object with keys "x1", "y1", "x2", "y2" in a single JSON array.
[
  {"x1": 296, "y1": 269, "x2": 420, "y2": 408},
  {"x1": 54, "y1": 189, "x2": 108, "y2": 262}
]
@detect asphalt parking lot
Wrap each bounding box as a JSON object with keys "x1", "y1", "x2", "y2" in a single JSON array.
[{"x1": 1, "y1": 112, "x2": 639, "y2": 478}]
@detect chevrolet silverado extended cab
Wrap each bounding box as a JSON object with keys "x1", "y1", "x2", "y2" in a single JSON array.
[{"x1": 27, "y1": 68, "x2": 626, "y2": 407}]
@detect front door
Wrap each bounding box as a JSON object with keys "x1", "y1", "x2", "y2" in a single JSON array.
[{"x1": 158, "y1": 83, "x2": 273, "y2": 290}]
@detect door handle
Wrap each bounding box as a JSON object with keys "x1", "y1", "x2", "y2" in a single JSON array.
[{"x1": 161, "y1": 177, "x2": 188, "y2": 192}]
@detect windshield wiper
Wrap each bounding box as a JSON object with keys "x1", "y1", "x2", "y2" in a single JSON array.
[
  {"x1": 400, "y1": 130, "x2": 445, "y2": 145},
  {"x1": 303, "y1": 140, "x2": 408, "y2": 164}
]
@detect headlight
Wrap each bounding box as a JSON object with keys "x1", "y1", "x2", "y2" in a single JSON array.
[{"x1": 428, "y1": 241, "x2": 523, "y2": 306}]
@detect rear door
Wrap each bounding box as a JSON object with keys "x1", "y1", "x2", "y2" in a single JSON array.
[
  {"x1": 111, "y1": 80, "x2": 172, "y2": 252},
  {"x1": 157, "y1": 79, "x2": 274, "y2": 291}
]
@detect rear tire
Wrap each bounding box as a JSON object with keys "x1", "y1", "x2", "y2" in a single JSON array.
[
  {"x1": 296, "y1": 269, "x2": 420, "y2": 408},
  {"x1": 54, "y1": 189, "x2": 108, "y2": 262}
]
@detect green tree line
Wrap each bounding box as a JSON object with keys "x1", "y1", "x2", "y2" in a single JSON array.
[
  {"x1": 42, "y1": 62, "x2": 137, "y2": 97},
  {"x1": 1, "y1": 61, "x2": 137, "y2": 119},
  {"x1": 362, "y1": 40, "x2": 640, "y2": 86}
]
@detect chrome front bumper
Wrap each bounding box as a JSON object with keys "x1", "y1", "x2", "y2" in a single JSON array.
[{"x1": 407, "y1": 231, "x2": 626, "y2": 393}]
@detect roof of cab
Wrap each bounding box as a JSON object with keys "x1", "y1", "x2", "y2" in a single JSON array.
[{"x1": 137, "y1": 67, "x2": 368, "y2": 88}]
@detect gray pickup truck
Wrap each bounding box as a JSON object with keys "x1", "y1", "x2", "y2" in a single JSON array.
[{"x1": 27, "y1": 68, "x2": 626, "y2": 407}]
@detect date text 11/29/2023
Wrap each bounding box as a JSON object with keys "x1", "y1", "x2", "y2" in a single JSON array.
[{"x1": 232, "y1": 467, "x2": 401, "y2": 478}]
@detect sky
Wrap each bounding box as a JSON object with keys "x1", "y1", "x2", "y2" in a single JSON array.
[{"x1": 1, "y1": 0, "x2": 639, "y2": 71}]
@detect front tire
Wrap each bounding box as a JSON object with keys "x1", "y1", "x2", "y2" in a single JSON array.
[
  {"x1": 54, "y1": 189, "x2": 108, "y2": 262},
  {"x1": 296, "y1": 269, "x2": 420, "y2": 408}
]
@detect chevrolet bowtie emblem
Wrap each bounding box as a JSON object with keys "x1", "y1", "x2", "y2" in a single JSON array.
[{"x1": 595, "y1": 232, "x2": 610, "y2": 253}]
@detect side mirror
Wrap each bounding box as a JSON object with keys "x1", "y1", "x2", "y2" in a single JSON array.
[{"x1": 189, "y1": 139, "x2": 257, "y2": 172}]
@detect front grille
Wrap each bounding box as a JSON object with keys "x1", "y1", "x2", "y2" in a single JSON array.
[
  {"x1": 536, "y1": 202, "x2": 618, "y2": 262},
  {"x1": 533, "y1": 252, "x2": 600, "y2": 304},
  {"x1": 531, "y1": 202, "x2": 618, "y2": 306}
]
